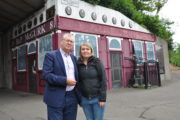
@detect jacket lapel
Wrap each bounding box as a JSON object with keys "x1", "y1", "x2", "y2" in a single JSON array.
[{"x1": 55, "y1": 50, "x2": 66, "y2": 75}]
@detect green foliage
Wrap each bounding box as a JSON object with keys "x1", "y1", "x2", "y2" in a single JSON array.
[
  {"x1": 167, "y1": 38, "x2": 173, "y2": 50},
  {"x1": 132, "y1": 0, "x2": 167, "y2": 14},
  {"x1": 98, "y1": 0, "x2": 113, "y2": 7},
  {"x1": 154, "y1": 0, "x2": 168, "y2": 14},
  {"x1": 133, "y1": 0, "x2": 156, "y2": 12},
  {"x1": 83, "y1": 0, "x2": 100, "y2": 5},
  {"x1": 169, "y1": 44, "x2": 180, "y2": 66},
  {"x1": 110, "y1": 0, "x2": 136, "y2": 18},
  {"x1": 141, "y1": 15, "x2": 173, "y2": 40}
]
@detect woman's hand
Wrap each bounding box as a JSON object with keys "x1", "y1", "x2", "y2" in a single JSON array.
[{"x1": 99, "y1": 102, "x2": 105, "y2": 107}]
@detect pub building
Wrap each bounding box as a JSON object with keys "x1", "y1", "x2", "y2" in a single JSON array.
[{"x1": 11, "y1": 0, "x2": 157, "y2": 94}]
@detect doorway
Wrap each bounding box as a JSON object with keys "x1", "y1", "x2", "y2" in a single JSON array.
[
  {"x1": 28, "y1": 55, "x2": 37, "y2": 93},
  {"x1": 110, "y1": 52, "x2": 122, "y2": 88}
]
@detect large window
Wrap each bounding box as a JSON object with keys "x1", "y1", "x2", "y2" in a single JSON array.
[
  {"x1": 17, "y1": 45, "x2": 26, "y2": 71},
  {"x1": 72, "y1": 32, "x2": 98, "y2": 58},
  {"x1": 133, "y1": 40, "x2": 144, "y2": 60},
  {"x1": 146, "y1": 42, "x2": 155, "y2": 60},
  {"x1": 108, "y1": 37, "x2": 122, "y2": 50},
  {"x1": 38, "y1": 34, "x2": 52, "y2": 70}
]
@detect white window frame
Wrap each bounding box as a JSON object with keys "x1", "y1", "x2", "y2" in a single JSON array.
[
  {"x1": 17, "y1": 44, "x2": 27, "y2": 71},
  {"x1": 28, "y1": 40, "x2": 36, "y2": 55},
  {"x1": 107, "y1": 36, "x2": 122, "y2": 50},
  {"x1": 146, "y1": 42, "x2": 155, "y2": 60},
  {"x1": 71, "y1": 32, "x2": 99, "y2": 58},
  {"x1": 38, "y1": 33, "x2": 53, "y2": 70},
  {"x1": 132, "y1": 40, "x2": 144, "y2": 59}
]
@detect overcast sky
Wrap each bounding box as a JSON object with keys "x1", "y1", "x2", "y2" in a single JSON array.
[{"x1": 159, "y1": 0, "x2": 180, "y2": 44}]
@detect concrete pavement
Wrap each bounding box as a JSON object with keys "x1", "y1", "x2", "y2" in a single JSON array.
[{"x1": 0, "y1": 71, "x2": 180, "y2": 120}]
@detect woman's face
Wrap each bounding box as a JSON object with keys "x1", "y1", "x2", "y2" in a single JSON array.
[{"x1": 81, "y1": 45, "x2": 92, "y2": 59}]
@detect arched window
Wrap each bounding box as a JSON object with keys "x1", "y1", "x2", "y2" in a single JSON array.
[
  {"x1": 28, "y1": 41, "x2": 36, "y2": 54},
  {"x1": 108, "y1": 37, "x2": 122, "y2": 50},
  {"x1": 110, "y1": 39, "x2": 120, "y2": 49}
]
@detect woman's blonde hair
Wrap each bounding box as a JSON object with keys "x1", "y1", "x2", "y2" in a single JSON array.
[{"x1": 79, "y1": 43, "x2": 94, "y2": 59}]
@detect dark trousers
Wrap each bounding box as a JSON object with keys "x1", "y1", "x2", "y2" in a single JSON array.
[{"x1": 47, "y1": 91, "x2": 78, "y2": 120}]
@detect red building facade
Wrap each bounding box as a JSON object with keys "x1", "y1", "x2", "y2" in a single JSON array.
[{"x1": 10, "y1": 0, "x2": 156, "y2": 94}]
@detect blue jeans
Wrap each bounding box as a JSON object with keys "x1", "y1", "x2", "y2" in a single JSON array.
[{"x1": 81, "y1": 96, "x2": 105, "y2": 120}]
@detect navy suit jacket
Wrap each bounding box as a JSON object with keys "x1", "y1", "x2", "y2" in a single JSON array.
[{"x1": 42, "y1": 49, "x2": 80, "y2": 108}]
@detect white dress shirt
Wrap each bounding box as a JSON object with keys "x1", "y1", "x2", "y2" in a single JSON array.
[{"x1": 60, "y1": 49, "x2": 75, "y2": 91}]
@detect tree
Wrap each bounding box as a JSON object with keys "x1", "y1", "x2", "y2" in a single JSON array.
[
  {"x1": 109, "y1": 0, "x2": 136, "y2": 18},
  {"x1": 154, "y1": 0, "x2": 168, "y2": 14},
  {"x1": 169, "y1": 43, "x2": 180, "y2": 66},
  {"x1": 83, "y1": 0, "x2": 100, "y2": 4},
  {"x1": 132, "y1": 0, "x2": 156, "y2": 12},
  {"x1": 132, "y1": 0, "x2": 167, "y2": 14}
]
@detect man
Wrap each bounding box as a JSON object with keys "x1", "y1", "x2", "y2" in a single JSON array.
[{"x1": 42, "y1": 33, "x2": 80, "y2": 120}]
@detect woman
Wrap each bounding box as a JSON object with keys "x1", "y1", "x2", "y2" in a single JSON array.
[{"x1": 77, "y1": 43, "x2": 107, "y2": 120}]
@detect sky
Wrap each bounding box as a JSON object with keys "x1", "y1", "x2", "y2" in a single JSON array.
[{"x1": 159, "y1": 0, "x2": 180, "y2": 44}]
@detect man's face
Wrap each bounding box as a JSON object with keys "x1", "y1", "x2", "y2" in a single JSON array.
[{"x1": 61, "y1": 35, "x2": 74, "y2": 53}]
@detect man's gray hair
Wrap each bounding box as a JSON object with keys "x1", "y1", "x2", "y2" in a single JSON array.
[{"x1": 62, "y1": 33, "x2": 73, "y2": 40}]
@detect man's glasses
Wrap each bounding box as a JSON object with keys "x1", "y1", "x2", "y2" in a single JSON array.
[{"x1": 64, "y1": 39, "x2": 74, "y2": 43}]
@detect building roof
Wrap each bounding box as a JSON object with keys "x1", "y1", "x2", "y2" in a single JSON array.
[{"x1": 0, "y1": 0, "x2": 45, "y2": 33}]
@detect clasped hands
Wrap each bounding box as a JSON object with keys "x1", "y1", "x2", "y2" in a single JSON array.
[{"x1": 66, "y1": 78, "x2": 76, "y2": 86}]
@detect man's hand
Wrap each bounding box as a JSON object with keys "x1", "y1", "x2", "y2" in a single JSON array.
[{"x1": 66, "y1": 78, "x2": 76, "y2": 86}]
